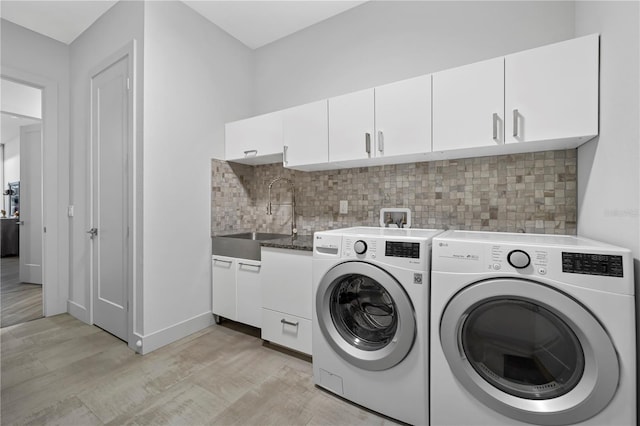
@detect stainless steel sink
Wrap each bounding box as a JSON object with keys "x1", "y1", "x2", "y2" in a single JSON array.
[
  {"x1": 212, "y1": 232, "x2": 291, "y2": 260},
  {"x1": 223, "y1": 232, "x2": 290, "y2": 241}
]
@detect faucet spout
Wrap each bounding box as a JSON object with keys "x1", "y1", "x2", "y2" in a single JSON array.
[{"x1": 266, "y1": 177, "x2": 297, "y2": 236}]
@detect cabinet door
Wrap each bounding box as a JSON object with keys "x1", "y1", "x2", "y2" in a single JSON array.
[
  {"x1": 505, "y1": 34, "x2": 599, "y2": 143},
  {"x1": 261, "y1": 248, "x2": 312, "y2": 320},
  {"x1": 328, "y1": 88, "x2": 375, "y2": 163},
  {"x1": 375, "y1": 74, "x2": 431, "y2": 157},
  {"x1": 225, "y1": 111, "x2": 283, "y2": 163},
  {"x1": 236, "y1": 259, "x2": 262, "y2": 328},
  {"x1": 433, "y1": 57, "x2": 504, "y2": 152},
  {"x1": 283, "y1": 100, "x2": 328, "y2": 168},
  {"x1": 212, "y1": 256, "x2": 236, "y2": 320}
]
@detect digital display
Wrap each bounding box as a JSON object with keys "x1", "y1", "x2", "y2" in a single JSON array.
[
  {"x1": 386, "y1": 241, "x2": 420, "y2": 259},
  {"x1": 562, "y1": 252, "x2": 623, "y2": 277}
]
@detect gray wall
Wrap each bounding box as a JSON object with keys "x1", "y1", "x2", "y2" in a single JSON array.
[
  {"x1": 575, "y1": 1, "x2": 639, "y2": 263},
  {"x1": 1, "y1": 19, "x2": 70, "y2": 315},
  {"x1": 252, "y1": 1, "x2": 576, "y2": 114},
  {"x1": 142, "y1": 1, "x2": 253, "y2": 340}
]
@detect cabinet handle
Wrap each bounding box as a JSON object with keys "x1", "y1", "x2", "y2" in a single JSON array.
[
  {"x1": 365, "y1": 133, "x2": 371, "y2": 155},
  {"x1": 283, "y1": 145, "x2": 288, "y2": 165},
  {"x1": 492, "y1": 113, "x2": 499, "y2": 142},
  {"x1": 512, "y1": 109, "x2": 519, "y2": 138},
  {"x1": 238, "y1": 262, "x2": 260, "y2": 269},
  {"x1": 280, "y1": 318, "x2": 299, "y2": 327},
  {"x1": 377, "y1": 131, "x2": 384, "y2": 153},
  {"x1": 244, "y1": 149, "x2": 257, "y2": 157},
  {"x1": 214, "y1": 258, "x2": 232, "y2": 264}
]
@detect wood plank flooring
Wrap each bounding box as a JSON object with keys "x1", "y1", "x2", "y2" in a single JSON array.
[
  {"x1": 1, "y1": 314, "x2": 401, "y2": 425},
  {"x1": 1, "y1": 256, "x2": 43, "y2": 328}
]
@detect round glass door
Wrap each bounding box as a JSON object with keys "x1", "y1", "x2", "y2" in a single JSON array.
[
  {"x1": 316, "y1": 261, "x2": 416, "y2": 371},
  {"x1": 330, "y1": 273, "x2": 398, "y2": 351},
  {"x1": 440, "y1": 278, "x2": 619, "y2": 425},
  {"x1": 462, "y1": 299, "x2": 584, "y2": 400}
]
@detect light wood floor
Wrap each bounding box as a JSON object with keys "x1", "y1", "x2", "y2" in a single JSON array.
[
  {"x1": 1, "y1": 314, "x2": 401, "y2": 425},
  {"x1": 1, "y1": 256, "x2": 43, "y2": 328}
]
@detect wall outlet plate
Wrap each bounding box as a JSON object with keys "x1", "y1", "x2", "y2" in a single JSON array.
[{"x1": 339, "y1": 200, "x2": 348, "y2": 214}]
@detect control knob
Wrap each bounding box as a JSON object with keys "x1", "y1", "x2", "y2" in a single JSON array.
[
  {"x1": 507, "y1": 250, "x2": 531, "y2": 269},
  {"x1": 353, "y1": 240, "x2": 368, "y2": 255}
]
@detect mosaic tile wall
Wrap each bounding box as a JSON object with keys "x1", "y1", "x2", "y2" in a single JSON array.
[{"x1": 212, "y1": 149, "x2": 577, "y2": 236}]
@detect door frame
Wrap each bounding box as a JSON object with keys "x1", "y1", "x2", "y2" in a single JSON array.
[
  {"x1": 88, "y1": 41, "x2": 136, "y2": 347},
  {"x1": 1, "y1": 68, "x2": 62, "y2": 317}
]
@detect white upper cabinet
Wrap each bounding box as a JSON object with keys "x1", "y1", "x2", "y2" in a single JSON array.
[
  {"x1": 433, "y1": 58, "x2": 504, "y2": 152},
  {"x1": 282, "y1": 100, "x2": 329, "y2": 170},
  {"x1": 225, "y1": 110, "x2": 283, "y2": 165},
  {"x1": 505, "y1": 34, "x2": 599, "y2": 144},
  {"x1": 328, "y1": 88, "x2": 375, "y2": 163},
  {"x1": 375, "y1": 74, "x2": 432, "y2": 159}
]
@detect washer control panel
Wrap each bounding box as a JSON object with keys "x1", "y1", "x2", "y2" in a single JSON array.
[{"x1": 342, "y1": 236, "x2": 427, "y2": 269}]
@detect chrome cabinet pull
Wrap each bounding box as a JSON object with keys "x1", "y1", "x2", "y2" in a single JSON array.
[
  {"x1": 378, "y1": 131, "x2": 384, "y2": 153},
  {"x1": 283, "y1": 145, "x2": 288, "y2": 164},
  {"x1": 213, "y1": 258, "x2": 232, "y2": 264},
  {"x1": 244, "y1": 149, "x2": 257, "y2": 157},
  {"x1": 280, "y1": 318, "x2": 299, "y2": 327},
  {"x1": 512, "y1": 109, "x2": 519, "y2": 137},
  {"x1": 365, "y1": 133, "x2": 371, "y2": 155},
  {"x1": 238, "y1": 262, "x2": 260, "y2": 269},
  {"x1": 492, "y1": 113, "x2": 499, "y2": 142}
]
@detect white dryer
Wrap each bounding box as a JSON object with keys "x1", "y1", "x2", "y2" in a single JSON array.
[
  {"x1": 430, "y1": 230, "x2": 636, "y2": 426},
  {"x1": 313, "y1": 227, "x2": 443, "y2": 425}
]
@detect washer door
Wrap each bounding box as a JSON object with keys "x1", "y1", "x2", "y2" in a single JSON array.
[
  {"x1": 440, "y1": 278, "x2": 619, "y2": 426},
  {"x1": 316, "y1": 261, "x2": 416, "y2": 371}
]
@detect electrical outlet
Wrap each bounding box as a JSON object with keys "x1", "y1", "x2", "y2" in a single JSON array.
[{"x1": 339, "y1": 200, "x2": 348, "y2": 214}]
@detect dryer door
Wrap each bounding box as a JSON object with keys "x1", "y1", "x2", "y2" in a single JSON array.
[
  {"x1": 440, "y1": 278, "x2": 619, "y2": 425},
  {"x1": 316, "y1": 261, "x2": 416, "y2": 371}
]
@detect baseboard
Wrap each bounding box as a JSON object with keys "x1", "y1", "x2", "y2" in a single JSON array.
[
  {"x1": 67, "y1": 300, "x2": 90, "y2": 324},
  {"x1": 136, "y1": 312, "x2": 215, "y2": 355}
]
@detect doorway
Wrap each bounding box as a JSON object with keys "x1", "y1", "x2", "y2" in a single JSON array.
[{"x1": 0, "y1": 78, "x2": 44, "y2": 328}]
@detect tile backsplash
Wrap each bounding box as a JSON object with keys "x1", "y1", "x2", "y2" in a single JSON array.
[{"x1": 212, "y1": 149, "x2": 577, "y2": 236}]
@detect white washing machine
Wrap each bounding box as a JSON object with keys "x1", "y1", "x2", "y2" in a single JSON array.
[
  {"x1": 430, "y1": 230, "x2": 636, "y2": 426},
  {"x1": 313, "y1": 227, "x2": 443, "y2": 425}
]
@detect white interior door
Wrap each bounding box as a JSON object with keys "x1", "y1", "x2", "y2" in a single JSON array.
[
  {"x1": 19, "y1": 123, "x2": 43, "y2": 284},
  {"x1": 91, "y1": 55, "x2": 130, "y2": 341}
]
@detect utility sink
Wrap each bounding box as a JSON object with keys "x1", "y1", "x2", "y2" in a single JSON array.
[
  {"x1": 212, "y1": 232, "x2": 291, "y2": 261},
  {"x1": 223, "y1": 232, "x2": 290, "y2": 241}
]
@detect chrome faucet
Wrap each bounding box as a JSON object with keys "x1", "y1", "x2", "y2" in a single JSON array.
[{"x1": 266, "y1": 177, "x2": 297, "y2": 237}]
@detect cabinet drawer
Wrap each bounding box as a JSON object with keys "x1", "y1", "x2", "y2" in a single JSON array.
[{"x1": 261, "y1": 309, "x2": 311, "y2": 355}]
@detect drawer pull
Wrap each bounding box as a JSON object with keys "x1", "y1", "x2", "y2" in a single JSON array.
[{"x1": 281, "y1": 318, "x2": 299, "y2": 327}]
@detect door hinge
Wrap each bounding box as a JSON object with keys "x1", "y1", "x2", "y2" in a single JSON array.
[{"x1": 43, "y1": 226, "x2": 47, "y2": 233}]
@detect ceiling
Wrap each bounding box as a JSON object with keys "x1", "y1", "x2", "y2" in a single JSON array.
[{"x1": 0, "y1": 0, "x2": 367, "y2": 49}]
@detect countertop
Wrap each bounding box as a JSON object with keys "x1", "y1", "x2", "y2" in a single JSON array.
[{"x1": 259, "y1": 234, "x2": 313, "y2": 252}]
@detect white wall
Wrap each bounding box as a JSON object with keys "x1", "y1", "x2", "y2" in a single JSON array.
[
  {"x1": 0, "y1": 79, "x2": 42, "y2": 119},
  {"x1": 574, "y1": 2, "x2": 639, "y2": 274},
  {"x1": 2, "y1": 136, "x2": 20, "y2": 186},
  {"x1": 1, "y1": 19, "x2": 70, "y2": 315},
  {"x1": 252, "y1": 1, "x2": 576, "y2": 114},
  {"x1": 68, "y1": 1, "x2": 144, "y2": 330},
  {"x1": 142, "y1": 1, "x2": 252, "y2": 347}
]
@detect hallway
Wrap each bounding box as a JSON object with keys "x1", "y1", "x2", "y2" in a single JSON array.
[{"x1": 1, "y1": 256, "x2": 42, "y2": 328}]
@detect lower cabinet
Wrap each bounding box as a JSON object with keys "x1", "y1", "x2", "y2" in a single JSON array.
[
  {"x1": 212, "y1": 255, "x2": 262, "y2": 328},
  {"x1": 260, "y1": 247, "x2": 312, "y2": 355}
]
